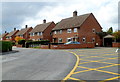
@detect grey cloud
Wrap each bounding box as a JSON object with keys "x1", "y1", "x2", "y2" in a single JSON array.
[{"x1": 2, "y1": 2, "x2": 57, "y2": 33}]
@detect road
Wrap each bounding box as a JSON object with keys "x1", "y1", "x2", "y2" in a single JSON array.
[{"x1": 2, "y1": 48, "x2": 76, "y2": 80}]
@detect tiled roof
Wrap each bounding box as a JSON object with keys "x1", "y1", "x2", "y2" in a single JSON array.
[
  {"x1": 52, "y1": 13, "x2": 91, "y2": 30},
  {"x1": 16, "y1": 27, "x2": 32, "y2": 35},
  {"x1": 30, "y1": 22, "x2": 53, "y2": 33},
  {"x1": 6, "y1": 30, "x2": 19, "y2": 37},
  {"x1": 1, "y1": 33, "x2": 8, "y2": 38}
]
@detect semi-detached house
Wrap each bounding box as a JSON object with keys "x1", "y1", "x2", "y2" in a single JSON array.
[
  {"x1": 15, "y1": 25, "x2": 33, "y2": 40},
  {"x1": 0, "y1": 31, "x2": 8, "y2": 40},
  {"x1": 52, "y1": 11, "x2": 102, "y2": 46},
  {"x1": 29, "y1": 19, "x2": 56, "y2": 41},
  {"x1": 6, "y1": 28, "x2": 19, "y2": 41}
]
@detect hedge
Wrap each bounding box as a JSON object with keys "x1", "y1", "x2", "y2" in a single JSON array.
[
  {"x1": 26, "y1": 40, "x2": 50, "y2": 48},
  {"x1": 0, "y1": 41, "x2": 12, "y2": 52},
  {"x1": 18, "y1": 39, "x2": 26, "y2": 47}
]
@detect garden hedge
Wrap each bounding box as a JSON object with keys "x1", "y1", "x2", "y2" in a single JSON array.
[{"x1": 0, "y1": 41, "x2": 12, "y2": 52}]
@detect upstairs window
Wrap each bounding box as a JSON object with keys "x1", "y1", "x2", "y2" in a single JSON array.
[
  {"x1": 67, "y1": 29, "x2": 72, "y2": 33},
  {"x1": 60, "y1": 30, "x2": 62, "y2": 34},
  {"x1": 92, "y1": 28, "x2": 95, "y2": 33},
  {"x1": 54, "y1": 31, "x2": 57, "y2": 34},
  {"x1": 37, "y1": 32, "x2": 42, "y2": 36},
  {"x1": 33, "y1": 33, "x2": 35, "y2": 36},
  {"x1": 74, "y1": 28, "x2": 77, "y2": 32}
]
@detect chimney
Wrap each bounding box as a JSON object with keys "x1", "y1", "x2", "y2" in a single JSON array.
[
  {"x1": 73, "y1": 11, "x2": 77, "y2": 17},
  {"x1": 25, "y1": 25, "x2": 28, "y2": 28},
  {"x1": 43, "y1": 19, "x2": 46, "y2": 23},
  {"x1": 14, "y1": 28, "x2": 16, "y2": 31},
  {"x1": 5, "y1": 31, "x2": 7, "y2": 33}
]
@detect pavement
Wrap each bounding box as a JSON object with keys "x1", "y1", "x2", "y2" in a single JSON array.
[
  {"x1": 63, "y1": 47, "x2": 120, "y2": 82},
  {"x1": 2, "y1": 48, "x2": 76, "y2": 80}
]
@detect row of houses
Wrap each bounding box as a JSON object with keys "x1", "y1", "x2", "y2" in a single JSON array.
[{"x1": 1, "y1": 11, "x2": 102, "y2": 46}]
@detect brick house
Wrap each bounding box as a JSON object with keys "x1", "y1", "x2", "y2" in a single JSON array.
[
  {"x1": 52, "y1": 11, "x2": 102, "y2": 46},
  {"x1": 30, "y1": 19, "x2": 56, "y2": 41},
  {"x1": 15, "y1": 25, "x2": 33, "y2": 40},
  {"x1": 0, "y1": 31, "x2": 9, "y2": 40},
  {"x1": 6, "y1": 28, "x2": 19, "y2": 41}
]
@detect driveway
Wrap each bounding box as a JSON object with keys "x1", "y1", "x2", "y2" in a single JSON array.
[{"x1": 2, "y1": 48, "x2": 76, "y2": 80}]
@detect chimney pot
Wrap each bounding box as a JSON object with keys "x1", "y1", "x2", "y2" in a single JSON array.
[
  {"x1": 43, "y1": 19, "x2": 46, "y2": 23},
  {"x1": 73, "y1": 11, "x2": 77, "y2": 17},
  {"x1": 14, "y1": 28, "x2": 16, "y2": 31},
  {"x1": 25, "y1": 25, "x2": 28, "y2": 28}
]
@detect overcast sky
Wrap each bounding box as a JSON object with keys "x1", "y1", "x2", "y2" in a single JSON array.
[{"x1": 1, "y1": 0, "x2": 119, "y2": 33}]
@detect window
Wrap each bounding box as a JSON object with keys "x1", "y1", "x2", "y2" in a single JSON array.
[
  {"x1": 67, "y1": 38, "x2": 72, "y2": 42},
  {"x1": 37, "y1": 32, "x2": 42, "y2": 36},
  {"x1": 33, "y1": 33, "x2": 35, "y2": 36},
  {"x1": 30, "y1": 33, "x2": 32, "y2": 36},
  {"x1": 82, "y1": 37, "x2": 86, "y2": 42},
  {"x1": 67, "y1": 29, "x2": 72, "y2": 33},
  {"x1": 20, "y1": 35, "x2": 23, "y2": 37},
  {"x1": 38, "y1": 38, "x2": 42, "y2": 41},
  {"x1": 54, "y1": 31, "x2": 57, "y2": 34},
  {"x1": 74, "y1": 28, "x2": 77, "y2": 32},
  {"x1": 92, "y1": 28, "x2": 95, "y2": 33},
  {"x1": 60, "y1": 30, "x2": 62, "y2": 34},
  {"x1": 58, "y1": 38, "x2": 62, "y2": 43},
  {"x1": 92, "y1": 38, "x2": 95, "y2": 42}
]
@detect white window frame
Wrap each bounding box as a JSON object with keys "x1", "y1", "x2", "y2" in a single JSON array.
[
  {"x1": 33, "y1": 33, "x2": 35, "y2": 36},
  {"x1": 74, "y1": 28, "x2": 77, "y2": 32},
  {"x1": 60, "y1": 30, "x2": 62, "y2": 34},
  {"x1": 92, "y1": 28, "x2": 95, "y2": 33},
  {"x1": 58, "y1": 38, "x2": 62, "y2": 43},
  {"x1": 54, "y1": 31, "x2": 57, "y2": 34},
  {"x1": 82, "y1": 37, "x2": 86, "y2": 42},
  {"x1": 67, "y1": 29, "x2": 72, "y2": 33},
  {"x1": 67, "y1": 38, "x2": 72, "y2": 42}
]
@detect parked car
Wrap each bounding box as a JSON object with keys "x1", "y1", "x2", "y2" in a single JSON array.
[{"x1": 64, "y1": 41, "x2": 80, "y2": 45}]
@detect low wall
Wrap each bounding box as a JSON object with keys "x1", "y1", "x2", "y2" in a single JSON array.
[
  {"x1": 41, "y1": 45, "x2": 50, "y2": 49},
  {"x1": 41, "y1": 43, "x2": 95, "y2": 49},
  {"x1": 112, "y1": 42, "x2": 120, "y2": 47},
  {"x1": 16, "y1": 45, "x2": 22, "y2": 47}
]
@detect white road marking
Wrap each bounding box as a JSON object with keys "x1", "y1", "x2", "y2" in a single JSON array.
[{"x1": 116, "y1": 48, "x2": 118, "y2": 52}]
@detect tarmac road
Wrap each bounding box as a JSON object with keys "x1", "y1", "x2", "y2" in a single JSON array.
[{"x1": 2, "y1": 48, "x2": 76, "y2": 80}]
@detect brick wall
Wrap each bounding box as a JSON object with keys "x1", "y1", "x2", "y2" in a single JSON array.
[
  {"x1": 112, "y1": 42, "x2": 120, "y2": 47},
  {"x1": 41, "y1": 43, "x2": 95, "y2": 49}
]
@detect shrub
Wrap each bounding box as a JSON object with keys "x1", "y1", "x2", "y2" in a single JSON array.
[
  {"x1": 18, "y1": 39, "x2": 26, "y2": 47},
  {"x1": 0, "y1": 41, "x2": 12, "y2": 52}
]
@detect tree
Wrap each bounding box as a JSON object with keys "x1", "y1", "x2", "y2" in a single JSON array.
[
  {"x1": 112, "y1": 30, "x2": 120, "y2": 42},
  {"x1": 15, "y1": 36, "x2": 23, "y2": 42},
  {"x1": 107, "y1": 27, "x2": 113, "y2": 35}
]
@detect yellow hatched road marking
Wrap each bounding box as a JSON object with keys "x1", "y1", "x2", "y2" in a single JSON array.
[
  {"x1": 69, "y1": 77, "x2": 86, "y2": 82},
  {"x1": 96, "y1": 64, "x2": 119, "y2": 69},
  {"x1": 73, "y1": 69, "x2": 92, "y2": 74},
  {"x1": 68, "y1": 77, "x2": 81, "y2": 80},
  {"x1": 99, "y1": 76, "x2": 120, "y2": 82},
  {"x1": 96, "y1": 69, "x2": 120, "y2": 75}
]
